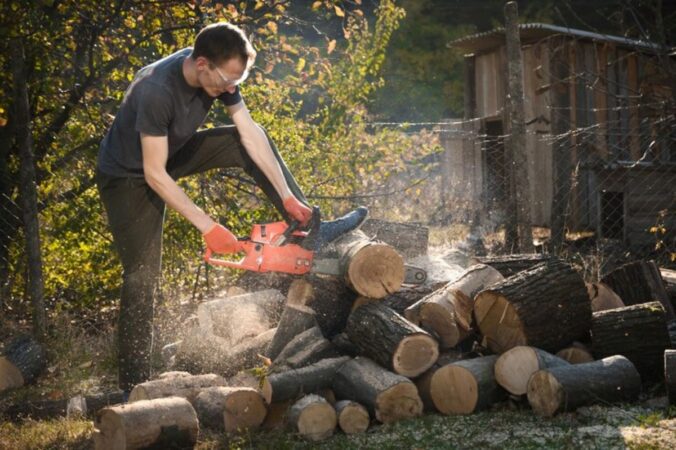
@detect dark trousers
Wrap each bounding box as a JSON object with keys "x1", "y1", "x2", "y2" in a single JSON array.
[{"x1": 96, "y1": 126, "x2": 306, "y2": 390}]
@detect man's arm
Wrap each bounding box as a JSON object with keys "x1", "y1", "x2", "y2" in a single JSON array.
[{"x1": 141, "y1": 134, "x2": 215, "y2": 233}]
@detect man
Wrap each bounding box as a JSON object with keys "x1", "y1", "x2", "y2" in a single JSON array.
[{"x1": 96, "y1": 22, "x2": 367, "y2": 392}]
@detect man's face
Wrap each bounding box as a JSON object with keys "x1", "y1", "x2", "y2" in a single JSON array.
[{"x1": 200, "y1": 57, "x2": 248, "y2": 97}]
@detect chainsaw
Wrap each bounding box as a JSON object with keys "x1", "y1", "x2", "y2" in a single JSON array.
[{"x1": 204, "y1": 207, "x2": 427, "y2": 285}]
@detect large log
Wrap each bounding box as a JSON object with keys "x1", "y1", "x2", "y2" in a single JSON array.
[
  {"x1": 0, "y1": 335, "x2": 46, "y2": 391},
  {"x1": 555, "y1": 342, "x2": 594, "y2": 364},
  {"x1": 494, "y1": 346, "x2": 569, "y2": 396},
  {"x1": 381, "y1": 284, "x2": 446, "y2": 315},
  {"x1": 601, "y1": 260, "x2": 675, "y2": 321},
  {"x1": 344, "y1": 302, "x2": 439, "y2": 377},
  {"x1": 193, "y1": 386, "x2": 266, "y2": 432},
  {"x1": 332, "y1": 357, "x2": 423, "y2": 424},
  {"x1": 474, "y1": 259, "x2": 591, "y2": 353},
  {"x1": 666, "y1": 350, "x2": 676, "y2": 405},
  {"x1": 470, "y1": 253, "x2": 553, "y2": 277},
  {"x1": 286, "y1": 276, "x2": 356, "y2": 338},
  {"x1": 287, "y1": 394, "x2": 337, "y2": 441},
  {"x1": 266, "y1": 304, "x2": 318, "y2": 361},
  {"x1": 93, "y1": 397, "x2": 199, "y2": 450},
  {"x1": 228, "y1": 371, "x2": 272, "y2": 405},
  {"x1": 421, "y1": 355, "x2": 505, "y2": 415},
  {"x1": 218, "y1": 328, "x2": 277, "y2": 377},
  {"x1": 128, "y1": 373, "x2": 227, "y2": 403},
  {"x1": 196, "y1": 289, "x2": 285, "y2": 345},
  {"x1": 360, "y1": 218, "x2": 428, "y2": 259},
  {"x1": 271, "y1": 326, "x2": 339, "y2": 371},
  {"x1": 332, "y1": 229, "x2": 405, "y2": 298},
  {"x1": 587, "y1": 282, "x2": 625, "y2": 312},
  {"x1": 416, "y1": 264, "x2": 504, "y2": 348},
  {"x1": 591, "y1": 301, "x2": 671, "y2": 380},
  {"x1": 268, "y1": 356, "x2": 351, "y2": 403},
  {"x1": 334, "y1": 400, "x2": 369, "y2": 434},
  {"x1": 527, "y1": 355, "x2": 641, "y2": 416},
  {"x1": 3, "y1": 391, "x2": 126, "y2": 421}
]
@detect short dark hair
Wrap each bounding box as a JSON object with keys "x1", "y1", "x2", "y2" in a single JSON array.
[{"x1": 191, "y1": 22, "x2": 256, "y2": 69}]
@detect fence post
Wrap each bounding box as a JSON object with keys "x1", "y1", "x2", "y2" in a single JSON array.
[
  {"x1": 12, "y1": 39, "x2": 47, "y2": 341},
  {"x1": 504, "y1": 1, "x2": 533, "y2": 253}
]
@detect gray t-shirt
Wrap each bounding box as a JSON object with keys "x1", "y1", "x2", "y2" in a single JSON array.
[{"x1": 97, "y1": 48, "x2": 242, "y2": 177}]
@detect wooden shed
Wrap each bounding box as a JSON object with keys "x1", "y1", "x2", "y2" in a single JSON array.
[{"x1": 446, "y1": 23, "x2": 675, "y2": 246}]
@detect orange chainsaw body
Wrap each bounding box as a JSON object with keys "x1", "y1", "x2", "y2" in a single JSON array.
[{"x1": 204, "y1": 221, "x2": 314, "y2": 275}]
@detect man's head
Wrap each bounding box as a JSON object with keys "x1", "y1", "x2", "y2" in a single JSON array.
[{"x1": 190, "y1": 22, "x2": 256, "y2": 96}]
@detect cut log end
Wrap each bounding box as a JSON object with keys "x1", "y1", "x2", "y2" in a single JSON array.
[
  {"x1": 473, "y1": 292, "x2": 526, "y2": 353},
  {"x1": 555, "y1": 346, "x2": 594, "y2": 364},
  {"x1": 430, "y1": 365, "x2": 478, "y2": 414},
  {"x1": 223, "y1": 389, "x2": 267, "y2": 432},
  {"x1": 335, "y1": 401, "x2": 369, "y2": 434},
  {"x1": 347, "y1": 244, "x2": 405, "y2": 298},
  {"x1": 289, "y1": 395, "x2": 337, "y2": 441},
  {"x1": 527, "y1": 370, "x2": 564, "y2": 417},
  {"x1": 494, "y1": 346, "x2": 541, "y2": 396},
  {"x1": 0, "y1": 356, "x2": 25, "y2": 391},
  {"x1": 393, "y1": 334, "x2": 439, "y2": 378},
  {"x1": 419, "y1": 303, "x2": 461, "y2": 348},
  {"x1": 375, "y1": 382, "x2": 423, "y2": 423}
]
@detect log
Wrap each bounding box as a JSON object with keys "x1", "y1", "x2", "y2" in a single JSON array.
[
  {"x1": 406, "y1": 254, "x2": 464, "y2": 287},
  {"x1": 93, "y1": 397, "x2": 199, "y2": 450},
  {"x1": 268, "y1": 356, "x2": 351, "y2": 403},
  {"x1": 415, "y1": 351, "x2": 466, "y2": 411},
  {"x1": 197, "y1": 289, "x2": 285, "y2": 345},
  {"x1": 666, "y1": 350, "x2": 676, "y2": 405},
  {"x1": 555, "y1": 342, "x2": 594, "y2": 364},
  {"x1": 360, "y1": 218, "x2": 428, "y2": 259},
  {"x1": 287, "y1": 394, "x2": 337, "y2": 441},
  {"x1": 262, "y1": 400, "x2": 292, "y2": 430},
  {"x1": 228, "y1": 371, "x2": 272, "y2": 405},
  {"x1": 344, "y1": 302, "x2": 439, "y2": 377},
  {"x1": 494, "y1": 346, "x2": 569, "y2": 396},
  {"x1": 128, "y1": 373, "x2": 227, "y2": 403},
  {"x1": 417, "y1": 264, "x2": 504, "y2": 348},
  {"x1": 601, "y1": 260, "x2": 675, "y2": 321},
  {"x1": 381, "y1": 284, "x2": 446, "y2": 315},
  {"x1": 272, "y1": 328, "x2": 340, "y2": 372},
  {"x1": 470, "y1": 253, "x2": 553, "y2": 277},
  {"x1": 474, "y1": 259, "x2": 591, "y2": 353},
  {"x1": 218, "y1": 328, "x2": 277, "y2": 377},
  {"x1": 3, "y1": 391, "x2": 126, "y2": 422},
  {"x1": 330, "y1": 332, "x2": 359, "y2": 356},
  {"x1": 334, "y1": 400, "x2": 369, "y2": 434},
  {"x1": 332, "y1": 357, "x2": 423, "y2": 424},
  {"x1": 332, "y1": 229, "x2": 405, "y2": 298},
  {"x1": 527, "y1": 355, "x2": 641, "y2": 417},
  {"x1": 587, "y1": 282, "x2": 625, "y2": 312},
  {"x1": 421, "y1": 355, "x2": 506, "y2": 415},
  {"x1": 193, "y1": 386, "x2": 266, "y2": 432},
  {"x1": 0, "y1": 335, "x2": 46, "y2": 391},
  {"x1": 266, "y1": 304, "x2": 318, "y2": 361},
  {"x1": 660, "y1": 268, "x2": 676, "y2": 311},
  {"x1": 286, "y1": 276, "x2": 356, "y2": 338},
  {"x1": 591, "y1": 301, "x2": 671, "y2": 380}
]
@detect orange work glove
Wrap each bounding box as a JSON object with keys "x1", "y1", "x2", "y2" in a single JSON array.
[
  {"x1": 283, "y1": 196, "x2": 312, "y2": 226},
  {"x1": 203, "y1": 224, "x2": 240, "y2": 254}
]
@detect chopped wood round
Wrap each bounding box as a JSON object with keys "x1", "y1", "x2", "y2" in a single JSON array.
[
  {"x1": 587, "y1": 282, "x2": 624, "y2": 312},
  {"x1": 334, "y1": 400, "x2": 369, "y2": 434},
  {"x1": 666, "y1": 350, "x2": 676, "y2": 405},
  {"x1": 0, "y1": 335, "x2": 46, "y2": 390},
  {"x1": 128, "y1": 373, "x2": 227, "y2": 403},
  {"x1": 0, "y1": 357, "x2": 24, "y2": 391},
  {"x1": 228, "y1": 371, "x2": 273, "y2": 405},
  {"x1": 494, "y1": 346, "x2": 569, "y2": 395},
  {"x1": 288, "y1": 394, "x2": 337, "y2": 441},
  {"x1": 93, "y1": 397, "x2": 199, "y2": 450},
  {"x1": 193, "y1": 386, "x2": 266, "y2": 432},
  {"x1": 527, "y1": 355, "x2": 641, "y2": 417},
  {"x1": 555, "y1": 342, "x2": 594, "y2": 364},
  {"x1": 427, "y1": 355, "x2": 504, "y2": 415}
]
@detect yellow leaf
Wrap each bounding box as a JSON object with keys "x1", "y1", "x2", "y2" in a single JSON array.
[
  {"x1": 266, "y1": 21, "x2": 278, "y2": 34},
  {"x1": 354, "y1": 9, "x2": 363, "y2": 16},
  {"x1": 343, "y1": 27, "x2": 351, "y2": 39},
  {"x1": 296, "y1": 57, "x2": 306, "y2": 72},
  {"x1": 671, "y1": 253, "x2": 676, "y2": 262},
  {"x1": 311, "y1": 1, "x2": 322, "y2": 10},
  {"x1": 355, "y1": 0, "x2": 361, "y2": 4},
  {"x1": 649, "y1": 226, "x2": 658, "y2": 233},
  {"x1": 0, "y1": 117, "x2": 7, "y2": 127},
  {"x1": 227, "y1": 4, "x2": 239, "y2": 17},
  {"x1": 334, "y1": 5, "x2": 345, "y2": 17},
  {"x1": 327, "y1": 39, "x2": 336, "y2": 54},
  {"x1": 254, "y1": 0, "x2": 264, "y2": 10}
]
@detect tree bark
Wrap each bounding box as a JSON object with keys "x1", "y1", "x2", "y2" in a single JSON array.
[
  {"x1": 271, "y1": 326, "x2": 339, "y2": 372},
  {"x1": 193, "y1": 386, "x2": 266, "y2": 432},
  {"x1": 527, "y1": 355, "x2": 641, "y2": 417},
  {"x1": 360, "y1": 219, "x2": 429, "y2": 259},
  {"x1": 128, "y1": 373, "x2": 227, "y2": 404},
  {"x1": 287, "y1": 394, "x2": 337, "y2": 441},
  {"x1": 470, "y1": 254, "x2": 552, "y2": 278},
  {"x1": 268, "y1": 356, "x2": 351, "y2": 403},
  {"x1": 266, "y1": 304, "x2": 317, "y2": 361},
  {"x1": 93, "y1": 397, "x2": 199, "y2": 450},
  {"x1": 344, "y1": 302, "x2": 439, "y2": 377},
  {"x1": 474, "y1": 259, "x2": 591, "y2": 353},
  {"x1": 591, "y1": 301, "x2": 671, "y2": 380},
  {"x1": 666, "y1": 350, "x2": 676, "y2": 406},
  {"x1": 495, "y1": 346, "x2": 569, "y2": 396}
]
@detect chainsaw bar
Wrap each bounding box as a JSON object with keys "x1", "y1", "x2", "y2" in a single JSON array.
[{"x1": 311, "y1": 258, "x2": 426, "y2": 286}]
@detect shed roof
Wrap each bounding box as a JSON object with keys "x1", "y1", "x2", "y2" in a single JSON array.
[{"x1": 448, "y1": 23, "x2": 662, "y2": 53}]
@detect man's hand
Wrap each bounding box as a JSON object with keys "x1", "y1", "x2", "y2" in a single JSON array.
[
  {"x1": 203, "y1": 224, "x2": 241, "y2": 254},
  {"x1": 283, "y1": 196, "x2": 312, "y2": 226}
]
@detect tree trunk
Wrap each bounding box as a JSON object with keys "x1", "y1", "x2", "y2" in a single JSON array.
[
  {"x1": 0, "y1": 334, "x2": 46, "y2": 391},
  {"x1": 93, "y1": 397, "x2": 199, "y2": 450},
  {"x1": 474, "y1": 259, "x2": 591, "y2": 353},
  {"x1": 268, "y1": 356, "x2": 351, "y2": 403},
  {"x1": 193, "y1": 386, "x2": 266, "y2": 432},
  {"x1": 332, "y1": 357, "x2": 422, "y2": 424},
  {"x1": 334, "y1": 400, "x2": 369, "y2": 434},
  {"x1": 666, "y1": 350, "x2": 676, "y2": 405},
  {"x1": 591, "y1": 301, "x2": 671, "y2": 380},
  {"x1": 417, "y1": 264, "x2": 504, "y2": 348},
  {"x1": 423, "y1": 355, "x2": 506, "y2": 415},
  {"x1": 128, "y1": 373, "x2": 227, "y2": 403},
  {"x1": 470, "y1": 254, "x2": 552, "y2": 278},
  {"x1": 527, "y1": 355, "x2": 641, "y2": 417},
  {"x1": 287, "y1": 394, "x2": 337, "y2": 441},
  {"x1": 495, "y1": 346, "x2": 569, "y2": 396},
  {"x1": 11, "y1": 40, "x2": 46, "y2": 340},
  {"x1": 555, "y1": 342, "x2": 594, "y2": 364},
  {"x1": 587, "y1": 282, "x2": 624, "y2": 312},
  {"x1": 344, "y1": 302, "x2": 439, "y2": 378},
  {"x1": 266, "y1": 304, "x2": 317, "y2": 361},
  {"x1": 332, "y1": 230, "x2": 405, "y2": 298},
  {"x1": 601, "y1": 260, "x2": 675, "y2": 321}
]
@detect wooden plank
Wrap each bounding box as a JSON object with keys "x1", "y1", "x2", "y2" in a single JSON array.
[
  {"x1": 595, "y1": 44, "x2": 609, "y2": 160},
  {"x1": 627, "y1": 53, "x2": 640, "y2": 160}
]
